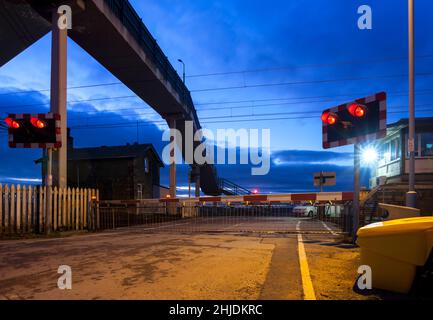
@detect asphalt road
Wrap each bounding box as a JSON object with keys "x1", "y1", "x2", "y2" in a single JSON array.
[
  {"x1": 107, "y1": 216, "x2": 345, "y2": 234},
  {"x1": 0, "y1": 218, "x2": 384, "y2": 300}
]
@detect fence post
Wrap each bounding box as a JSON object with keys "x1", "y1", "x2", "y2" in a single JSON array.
[
  {"x1": 28, "y1": 185, "x2": 33, "y2": 233},
  {"x1": 10, "y1": 184, "x2": 16, "y2": 233},
  {"x1": 22, "y1": 185, "x2": 27, "y2": 233},
  {"x1": 77, "y1": 188, "x2": 82, "y2": 230},
  {"x1": 80, "y1": 188, "x2": 84, "y2": 229},
  {"x1": 46, "y1": 186, "x2": 51, "y2": 234},
  {"x1": 83, "y1": 188, "x2": 88, "y2": 229},
  {"x1": 87, "y1": 189, "x2": 93, "y2": 230},
  {"x1": 53, "y1": 187, "x2": 58, "y2": 232},
  {"x1": 128, "y1": 205, "x2": 131, "y2": 227},
  {"x1": 111, "y1": 207, "x2": 115, "y2": 229},
  {"x1": 16, "y1": 184, "x2": 22, "y2": 233},
  {"x1": 4, "y1": 185, "x2": 9, "y2": 233},
  {"x1": 58, "y1": 187, "x2": 63, "y2": 230},
  {"x1": 77, "y1": 188, "x2": 81, "y2": 230},
  {"x1": 66, "y1": 188, "x2": 71, "y2": 230},
  {"x1": 45, "y1": 185, "x2": 52, "y2": 234},
  {"x1": 345, "y1": 204, "x2": 352, "y2": 236},
  {"x1": 62, "y1": 187, "x2": 67, "y2": 229},
  {"x1": 65, "y1": 188, "x2": 68, "y2": 230},
  {"x1": 96, "y1": 189, "x2": 100, "y2": 229},
  {"x1": 71, "y1": 188, "x2": 76, "y2": 230},
  {"x1": 37, "y1": 186, "x2": 42, "y2": 233}
]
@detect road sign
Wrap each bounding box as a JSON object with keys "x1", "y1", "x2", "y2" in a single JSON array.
[
  {"x1": 6, "y1": 113, "x2": 61, "y2": 148},
  {"x1": 314, "y1": 172, "x2": 336, "y2": 189},
  {"x1": 322, "y1": 92, "x2": 387, "y2": 149}
]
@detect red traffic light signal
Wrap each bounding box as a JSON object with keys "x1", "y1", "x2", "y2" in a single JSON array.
[
  {"x1": 30, "y1": 117, "x2": 47, "y2": 129},
  {"x1": 6, "y1": 113, "x2": 61, "y2": 149},
  {"x1": 321, "y1": 111, "x2": 338, "y2": 125},
  {"x1": 5, "y1": 117, "x2": 20, "y2": 129},
  {"x1": 347, "y1": 103, "x2": 366, "y2": 118},
  {"x1": 321, "y1": 92, "x2": 387, "y2": 149}
]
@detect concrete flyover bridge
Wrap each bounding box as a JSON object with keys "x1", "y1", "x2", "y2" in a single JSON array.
[{"x1": 0, "y1": 0, "x2": 227, "y2": 195}]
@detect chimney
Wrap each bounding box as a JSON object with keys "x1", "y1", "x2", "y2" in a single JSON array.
[{"x1": 67, "y1": 128, "x2": 74, "y2": 149}]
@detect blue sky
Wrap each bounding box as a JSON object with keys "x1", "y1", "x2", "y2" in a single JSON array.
[{"x1": 1, "y1": 0, "x2": 433, "y2": 194}]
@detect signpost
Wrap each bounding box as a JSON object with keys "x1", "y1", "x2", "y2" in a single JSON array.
[
  {"x1": 5, "y1": 113, "x2": 61, "y2": 234},
  {"x1": 321, "y1": 92, "x2": 387, "y2": 240},
  {"x1": 314, "y1": 172, "x2": 336, "y2": 192}
]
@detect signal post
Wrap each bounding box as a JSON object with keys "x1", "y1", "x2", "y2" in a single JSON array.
[
  {"x1": 6, "y1": 113, "x2": 62, "y2": 234},
  {"x1": 321, "y1": 92, "x2": 387, "y2": 240},
  {"x1": 50, "y1": 8, "x2": 68, "y2": 188}
]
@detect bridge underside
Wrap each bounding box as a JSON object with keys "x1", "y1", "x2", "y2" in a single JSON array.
[
  {"x1": 0, "y1": 0, "x2": 220, "y2": 195},
  {"x1": 0, "y1": 0, "x2": 50, "y2": 67}
]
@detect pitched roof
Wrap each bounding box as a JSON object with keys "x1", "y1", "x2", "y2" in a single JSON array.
[
  {"x1": 388, "y1": 117, "x2": 433, "y2": 128},
  {"x1": 68, "y1": 143, "x2": 164, "y2": 167}
]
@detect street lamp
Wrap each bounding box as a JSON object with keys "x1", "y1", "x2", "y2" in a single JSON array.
[
  {"x1": 406, "y1": 0, "x2": 417, "y2": 208},
  {"x1": 361, "y1": 146, "x2": 378, "y2": 165},
  {"x1": 177, "y1": 59, "x2": 185, "y2": 84}
]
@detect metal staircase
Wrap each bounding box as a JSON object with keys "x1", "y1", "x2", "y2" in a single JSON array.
[
  {"x1": 359, "y1": 183, "x2": 433, "y2": 224},
  {"x1": 218, "y1": 178, "x2": 252, "y2": 196}
]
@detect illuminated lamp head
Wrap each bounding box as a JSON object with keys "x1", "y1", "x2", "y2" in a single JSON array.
[
  {"x1": 321, "y1": 111, "x2": 338, "y2": 125},
  {"x1": 5, "y1": 117, "x2": 20, "y2": 129},
  {"x1": 30, "y1": 117, "x2": 46, "y2": 129},
  {"x1": 348, "y1": 103, "x2": 366, "y2": 118}
]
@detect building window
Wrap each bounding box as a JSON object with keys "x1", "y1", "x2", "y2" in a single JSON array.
[
  {"x1": 144, "y1": 157, "x2": 150, "y2": 174},
  {"x1": 379, "y1": 142, "x2": 390, "y2": 163},
  {"x1": 390, "y1": 138, "x2": 400, "y2": 161},
  {"x1": 137, "y1": 184, "x2": 143, "y2": 200},
  {"x1": 421, "y1": 132, "x2": 433, "y2": 156}
]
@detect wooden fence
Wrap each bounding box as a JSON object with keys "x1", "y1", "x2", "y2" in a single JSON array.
[{"x1": 0, "y1": 184, "x2": 99, "y2": 234}]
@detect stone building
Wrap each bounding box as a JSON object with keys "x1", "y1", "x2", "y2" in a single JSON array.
[
  {"x1": 370, "y1": 117, "x2": 433, "y2": 187},
  {"x1": 67, "y1": 138, "x2": 164, "y2": 200},
  {"x1": 365, "y1": 117, "x2": 433, "y2": 214}
]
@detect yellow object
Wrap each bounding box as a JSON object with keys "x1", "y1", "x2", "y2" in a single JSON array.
[
  {"x1": 357, "y1": 217, "x2": 433, "y2": 293},
  {"x1": 378, "y1": 203, "x2": 420, "y2": 220}
]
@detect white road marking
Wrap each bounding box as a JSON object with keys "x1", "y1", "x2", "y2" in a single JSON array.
[
  {"x1": 296, "y1": 221, "x2": 317, "y2": 300},
  {"x1": 321, "y1": 221, "x2": 337, "y2": 235}
]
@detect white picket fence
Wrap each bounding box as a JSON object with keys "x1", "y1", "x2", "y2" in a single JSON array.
[{"x1": 0, "y1": 184, "x2": 99, "y2": 234}]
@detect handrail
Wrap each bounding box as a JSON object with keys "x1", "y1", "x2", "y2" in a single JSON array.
[{"x1": 219, "y1": 178, "x2": 251, "y2": 196}]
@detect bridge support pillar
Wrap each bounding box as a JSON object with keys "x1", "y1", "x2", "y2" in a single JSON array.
[
  {"x1": 50, "y1": 9, "x2": 68, "y2": 188},
  {"x1": 168, "y1": 118, "x2": 177, "y2": 198},
  {"x1": 194, "y1": 166, "x2": 200, "y2": 197}
]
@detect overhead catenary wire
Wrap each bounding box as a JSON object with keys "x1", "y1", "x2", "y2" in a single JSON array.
[
  {"x1": 109, "y1": 53, "x2": 433, "y2": 78},
  {"x1": 190, "y1": 72, "x2": 433, "y2": 93},
  {"x1": 2, "y1": 71, "x2": 433, "y2": 97},
  {"x1": 4, "y1": 88, "x2": 433, "y2": 114},
  {"x1": 65, "y1": 107, "x2": 433, "y2": 130},
  {"x1": 61, "y1": 103, "x2": 433, "y2": 123}
]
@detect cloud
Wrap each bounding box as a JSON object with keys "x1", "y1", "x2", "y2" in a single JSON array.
[
  {"x1": 0, "y1": 90, "x2": 370, "y2": 193},
  {"x1": 272, "y1": 149, "x2": 353, "y2": 166},
  {"x1": 0, "y1": 90, "x2": 167, "y2": 184},
  {"x1": 162, "y1": 148, "x2": 368, "y2": 196}
]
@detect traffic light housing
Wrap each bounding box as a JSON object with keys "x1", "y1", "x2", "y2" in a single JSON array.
[
  {"x1": 322, "y1": 92, "x2": 386, "y2": 149},
  {"x1": 5, "y1": 113, "x2": 61, "y2": 148}
]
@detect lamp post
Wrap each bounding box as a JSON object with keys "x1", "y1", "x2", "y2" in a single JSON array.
[
  {"x1": 406, "y1": 0, "x2": 417, "y2": 208},
  {"x1": 177, "y1": 59, "x2": 186, "y2": 84}
]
